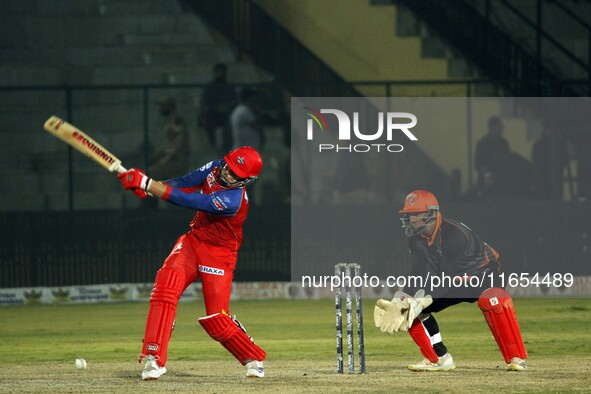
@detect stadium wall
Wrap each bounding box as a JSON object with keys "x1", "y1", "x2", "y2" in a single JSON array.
[
  {"x1": 0, "y1": 201, "x2": 589, "y2": 289},
  {"x1": 1, "y1": 276, "x2": 590, "y2": 306},
  {"x1": 0, "y1": 205, "x2": 290, "y2": 288}
]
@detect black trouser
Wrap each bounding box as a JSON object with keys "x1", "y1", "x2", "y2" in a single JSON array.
[{"x1": 424, "y1": 297, "x2": 478, "y2": 314}]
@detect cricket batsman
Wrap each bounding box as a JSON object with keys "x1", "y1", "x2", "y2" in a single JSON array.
[
  {"x1": 374, "y1": 190, "x2": 528, "y2": 371},
  {"x1": 118, "y1": 146, "x2": 266, "y2": 380}
]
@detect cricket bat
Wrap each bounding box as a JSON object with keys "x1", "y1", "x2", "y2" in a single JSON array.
[{"x1": 43, "y1": 115, "x2": 127, "y2": 173}]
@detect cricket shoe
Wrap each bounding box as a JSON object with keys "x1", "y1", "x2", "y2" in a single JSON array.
[
  {"x1": 408, "y1": 353, "x2": 456, "y2": 372},
  {"x1": 507, "y1": 357, "x2": 527, "y2": 371},
  {"x1": 141, "y1": 355, "x2": 167, "y2": 381},
  {"x1": 245, "y1": 360, "x2": 264, "y2": 378}
]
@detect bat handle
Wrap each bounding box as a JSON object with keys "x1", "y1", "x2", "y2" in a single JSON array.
[{"x1": 117, "y1": 165, "x2": 127, "y2": 173}]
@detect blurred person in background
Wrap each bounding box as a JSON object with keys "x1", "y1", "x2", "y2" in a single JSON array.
[
  {"x1": 230, "y1": 87, "x2": 264, "y2": 151},
  {"x1": 475, "y1": 116, "x2": 510, "y2": 189},
  {"x1": 256, "y1": 80, "x2": 291, "y2": 147},
  {"x1": 149, "y1": 96, "x2": 190, "y2": 181},
  {"x1": 531, "y1": 128, "x2": 569, "y2": 200},
  {"x1": 461, "y1": 171, "x2": 503, "y2": 202},
  {"x1": 198, "y1": 63, "x2": 237, "y2": 152}
]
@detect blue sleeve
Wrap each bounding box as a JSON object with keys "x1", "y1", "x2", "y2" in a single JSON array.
[
  {"x1": 166, "y1": 187, "x2": 242, "y2": 215},
  {"x1": 164, "y1": 160, "x2": 221, "y2": 188}
]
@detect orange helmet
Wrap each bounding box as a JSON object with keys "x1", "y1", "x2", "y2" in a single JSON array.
[
  {"x1": 399, "y1": 190, "x2": 439, "y2": 213},
  {"x1": 221, "y1": 146, "x2": 263, "y2": 187},
  {"x1": 399, "y1": 190, "x2": 439, "y2": 236}
]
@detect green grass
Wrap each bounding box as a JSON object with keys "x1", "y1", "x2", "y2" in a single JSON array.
[
  {"x1": 1, "y1": 298, "x2": 590, "y2": 364},
  {"x1": 1, "y1": 298, "x2": 590, "y2": 392}
]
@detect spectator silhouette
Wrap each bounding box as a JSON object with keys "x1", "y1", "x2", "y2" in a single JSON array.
[
  {"x1": 149, "y1": 96, "x2": 190, "y2": 181},
  {"x1": 474, "y1": 116, "x2": 510, "y2": 186},
  {"x1": 462, "y1": 171, "x2": 503, "y2": 202},
  {"x1": 256, "y1": 81, "x2": 291, "y2": 147},
  {"x1": 502, "y1": 152, "x2": 535, "y2": 198},
  {"x1": 230, "y1": 88, "x2": 263, "y2": 151},
  {"x1": 531, "y1": 128, "x2": 569, "y2": 200},
  {"x1": 198, "y1": 63, "x2": 236, "y2": 152},
  {"x1": 572, "y1": 133, "x2": 591, "y2": 200}
]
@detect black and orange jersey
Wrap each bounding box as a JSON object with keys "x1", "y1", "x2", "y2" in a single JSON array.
[{"x1": 405, "y1": 213, "x2": 501, "y2": 298}]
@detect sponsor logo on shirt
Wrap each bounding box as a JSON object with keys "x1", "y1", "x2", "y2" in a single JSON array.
[
  {"x1": 213, "y1": 196, "x2": 227, "y2": 211},
  {"x1": 207, "y1": 172, "x2": 216, "y2": 187},
  {"x1": 199, "y1": 161, "x2": 214, "y2": 171},
  {"x1": 171, "y1": 242, "x2": 183, "y2": 255},
  {"x1": 199, "y1": 265, "x2": 225, "y2": 276}
]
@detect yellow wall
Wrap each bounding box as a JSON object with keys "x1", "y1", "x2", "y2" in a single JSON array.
[
  {"x1": 257, "y1": 0, "x2": 448, "y2": 84},
  {"x1": 375, "y1": 98, "x2": 533, "y2": 191},
  {"x1": 258, "y1": 0, "x2": 534, "y2": 190}
]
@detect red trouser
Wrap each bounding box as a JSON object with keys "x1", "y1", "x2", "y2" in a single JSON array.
[
  {"x1": 163, "y1": 232, "x2": 236, "y2": 314},
  {"x1": 140, "y1": 232, "x2": 237, "y2": 365}
]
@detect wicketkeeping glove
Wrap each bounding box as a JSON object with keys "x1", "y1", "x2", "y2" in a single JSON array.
[
  {"x1": 398, "y1": 293, "x2": 433, "y2": 331},
  {"x1": 374, "y1": 298, "x2": 407, "y2": 334},
  {"x1": 374, "y1": 291, "x2": 413, "y2": 334},
  {"x1": 374, "y1": 290, "x2": 432, "y2": 334}
]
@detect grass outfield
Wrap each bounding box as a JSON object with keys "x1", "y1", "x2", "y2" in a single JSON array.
[{"x1": 0, "y1": 298, "x2": 590, "y2": 393}]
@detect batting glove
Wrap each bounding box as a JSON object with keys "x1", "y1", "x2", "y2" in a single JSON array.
[
  {"x1": 131, "y1": 188, "x2": 148, "y2": 200},
  {"x1": 118, "y1": 168, "x2": 152, "y2": 192}
]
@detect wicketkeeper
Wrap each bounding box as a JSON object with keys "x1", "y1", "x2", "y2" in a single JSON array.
[
  {"x1": 118, "y1": 146, "x2": 266, "y2": 380},
  {"x1": 374, "y1": 190, "x2": 527, "y2": 371}
]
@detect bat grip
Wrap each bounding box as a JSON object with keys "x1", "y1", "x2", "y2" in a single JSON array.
[{"x1": 117, "y1": 165, "x2": 127, "y2": 173}]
